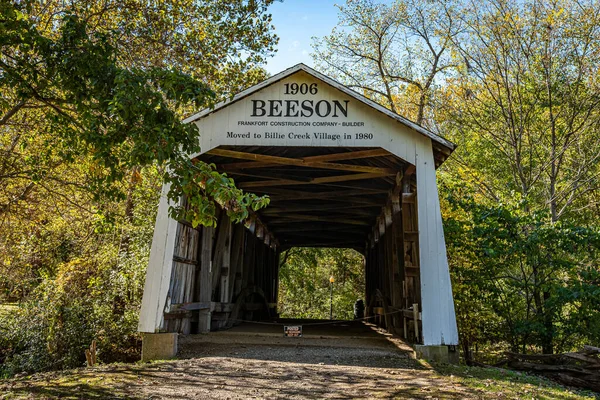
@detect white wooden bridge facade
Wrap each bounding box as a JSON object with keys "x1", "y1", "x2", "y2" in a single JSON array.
[{"x1": 138, "y1": 64, "x2": 459, "y2": 361}]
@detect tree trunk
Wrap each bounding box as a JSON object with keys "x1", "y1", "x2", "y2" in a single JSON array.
[{"x1": 542, "y1": 290, "x2": 554, "y2": 354}]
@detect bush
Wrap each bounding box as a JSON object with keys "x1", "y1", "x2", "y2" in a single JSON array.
[{"x1": 0, "y1": 254, "x2": 145, "y2": 376}]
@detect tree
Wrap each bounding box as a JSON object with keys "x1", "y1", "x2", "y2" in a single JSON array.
[
  {"x1": 315, "y1": 0, "x2": 600, "y2": 356},
  {"x1": 443, "y1": 0, "x2": 600, "y2": 223},
  {"x1": 437, "y1": 0, "x2": 600, "y2": 354},
  {"x1": 1, "y1": 0, "x2": 277, "y2": 294},
  {"x1": 278, "y1": 248, "x2": 365, "y2": 320},
  {"x1": 312, "y1": 0, "x2": 460, "y2": 126},
  {"x1": 1, "y1": 0, "x2": 276, "y2": 226},
  {"x1": 442, "y1": 178, "x2": 600, "y2": 356},
  {"x1": 0, "y1": 0, "x2": 278, "y2": 374}
]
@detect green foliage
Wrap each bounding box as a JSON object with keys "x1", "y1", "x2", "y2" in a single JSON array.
[
  {"x1": 168, "y1": 160, "x2": 270, "y2": 228},
  {"x1": 441, "y1": 176, "x2": 600, "y2": 357},
  {"x1": 278, "y1": 248, "x2": 365, "y2": 320},
  {"x1": 0, "y1": 256, "x2": 142, "y2": 375},
  {"x1": 316, "y1": 0, "x2": 600, "y2": 358},
  {"x1": 0, "y1": 0, "x2": 278, "y2": 377},
  {"x1": 0, "y1": 2, "x2": 268, "y2": 224},
  {"x1": 0, "y1": 166, "x2": 159, "y2": 375}
]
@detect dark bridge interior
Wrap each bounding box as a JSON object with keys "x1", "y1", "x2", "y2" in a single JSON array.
[{"x1": 200, "y1": 145, "x2": 448, "y2": 251}]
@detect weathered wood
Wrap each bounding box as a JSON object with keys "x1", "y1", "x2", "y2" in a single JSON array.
[
  {"x1": 498, "y1": 348, "x2": 600, "y2": 392},
  {"x1": 507, "y1": 360, "x2": 593, "y2": 374},
  {"x1": 273, "y1": 249, "x2": 280, "y2": 307},
  {"x1": 268, "y1": 214, "x2": 371, "y2": 226},
  {"x1": 239, "y1": 172, "x2": 395, "y2": 189},
  {"x1": 197, "y1": 225, "x2": 214, "y2": 333},
  {"x1": 228, "y1": 224, "x2": 245, "y2": 303},
  {"x1": 211, "y1": 302, "x2": 234, "y2": 313},
  {"x1": 172, "y1": 255, "x2": 197, "y2": 265},
  {"x1": 242, "y1": 232, "x2": 256, "y2": 288},
  {"x1": 264, "y1": 208, "x2": 379, "y2": 219},
  {"x1": 254, "y1": 242, "x2": 265, "y2": 304},
  {"x1": 224, "y1": 148, "x2": 391, "y2": 171},
  {"x1": 413, "y1": 303, "x2": 420, "y2": 343},
  {"x1": 260, "y1": 187, "x2": 389, "y2": 200},
  {"x1": 262, "y1": 203, "x2": 380, "y2": 215},
  {"x1": 219, "y1": 219, "x2": 233, "y2": 303},
  {"x1": 384, "y1": 221, "x2": 393, "y2": 313},
  {"x1": 224, "y1": 170, "x2": 313, "y2": 182},
  {"x1": 209, "y1": 148, "x2": 398, "y2": 174},
  {"x1": 275, "y1": 231, "x2": 366, "y2": 241},
  {"x1": 367, "y1": 288, "x2": 395, "y2": 334},
  {"x1": 164, "y1": 222, "x2": 200, "y2": 334},
  {"x1": 211, "y1": 214, "x2": 231, "y2": 295},
  {"x1": 583, "y1": 345, "x2": 600, "y2": 353},
  {"x1": 172, "y1": 302, "x2": 211, "y2": 311},
  {"x1": 505, "y1": 350, "x2": 600, "y2": 365},
  {"x1": 391, "y1": 196, "x2": 404, "y2": 332},
  {"x1": 164, "y1": 310, "x2": 193, "y2": 320},
  {"x1": 299, "y1": 148, "x2": 391, "y2": 162},
  {"x1": 227, "y1": 286, "x2": 272, "y2": 328}
]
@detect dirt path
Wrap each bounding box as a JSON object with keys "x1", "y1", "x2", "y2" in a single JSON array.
[
  {"x1": 127, "y1": 353, "x2": 472, "y2": 399},
  {"x1": 0, "y1": 321, "x2": 477, "y2": 399},
  {"x1": 2, "y1": 322, "x2": 590, "y2": 399}
]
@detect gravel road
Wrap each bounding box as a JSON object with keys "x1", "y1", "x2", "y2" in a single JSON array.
[{"x1": 0, "y1": 321, "x2": 478, "y2": 399}]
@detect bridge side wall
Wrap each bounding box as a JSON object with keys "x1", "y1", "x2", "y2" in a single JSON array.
[
  {"x1": 415, "y1": 136, "x2": 458, "y2": 346},
  {"x1": 139, "y1": 199, "x2": 279, "y2": 334}
]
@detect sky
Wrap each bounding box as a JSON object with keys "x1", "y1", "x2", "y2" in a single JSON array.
[{"x1": 264, "y1": 0, "x2": 341, "y2": 75}]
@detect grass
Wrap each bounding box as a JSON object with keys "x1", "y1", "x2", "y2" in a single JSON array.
[
  {"x1": 0, "y1": 364, "x2": 144, "y2": 400},
  {"x1": 431, "y1": 362, "x2": 599, "y2": 400}
]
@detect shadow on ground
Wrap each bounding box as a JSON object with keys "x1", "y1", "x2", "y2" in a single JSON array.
[{"x1": 3, "y1": 321, "x2": 586, "y2": 399}]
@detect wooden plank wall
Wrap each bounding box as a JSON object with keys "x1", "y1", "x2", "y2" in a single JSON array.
[
  {"x1": 163, "y1": 221, "x2": 200, "y2": 334},
  {"x1": 161, "y1": 202, "x2": 279, "y2": 333},
  {"x1": 365, "y1": 181, "x2": 422, "y2": 342}
]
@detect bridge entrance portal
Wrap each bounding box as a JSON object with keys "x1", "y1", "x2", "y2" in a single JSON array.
[{"x1": 138, "y1": 64, "x2": 458, "y2": 363}]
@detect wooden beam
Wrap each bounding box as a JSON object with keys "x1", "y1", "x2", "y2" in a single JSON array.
[
  {"x1": 197, "y1": 225, "x2": 214, "y2": 333},
  {"x1": 282, "y1": 241, "x2": 363, "y2": 248},
  {"x1": 279, "y1": 231, "x2": 366, "y2": 240},
  {"x1": 233, "y1": 172, "x2": 392, "y2": 192},
  {"x1": 224, "y1": 170, "x2": 313, "y2": 183},
  {"x1": 269, "y1": 196, "x2": 386, "y2": 207},
  {"x1": 239, "y1": 172, "x2": 393, "y2": 189},
  {"x1": 220, "y1": 148, "x2": 392, "y2": 171},
  {"x1": 263, "y1": 208, "x2": 379, "y2": 218},
  {"x1": 261, "y1": 203, "x2": 380, "y2": 215},
  {"x1": 212, "y1": 215, "x2": 231, "y2": 293},
  {"x1": 257, "y1": 187, "x2": 388, "y2": 201},
  {"x1": 272, "y1": 226, "x2": 368, "y2": 235},
  {"x1": 229, "y1": 169, "x2": 393, "y2": 192},
  {"x1": 278, "y1": 227, "x2": 368, "y2": 235},
  {"x1": 267, "y1": 214, "x2": 372, "y2": 226},
  {"x1": 298, "y1": 148, "x2": 391, "y2": 162},
  {"x1": 208, "y1": 148, "x2": 397, "y2": 175}
]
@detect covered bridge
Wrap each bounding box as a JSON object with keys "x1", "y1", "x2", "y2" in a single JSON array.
[{"x1": 138, "y1": 64, "x2": 458, "y2": 362}]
